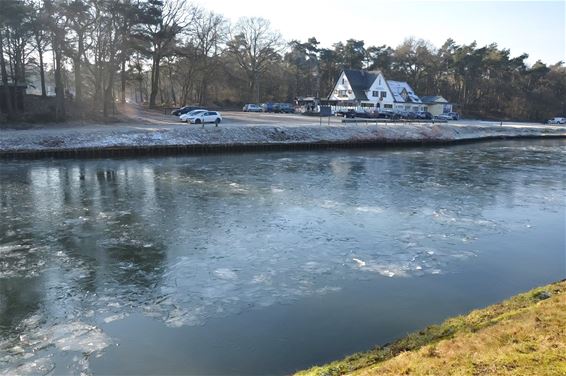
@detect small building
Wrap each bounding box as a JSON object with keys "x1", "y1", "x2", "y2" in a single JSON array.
[
  {"x1": 327, "y1": 69, "x2": 427, "y2": 113},
  {"x1": 420, "y1": 95, "x2": 453, "y2": 116}
]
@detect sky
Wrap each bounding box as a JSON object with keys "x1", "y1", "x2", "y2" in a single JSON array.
[{"x1": 193, "y1": 0, "x2": 565, "y2": 66}]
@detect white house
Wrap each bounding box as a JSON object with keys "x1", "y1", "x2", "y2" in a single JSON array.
[
  {"x1": 328, "y1": 69, "x2": 427, "y2": 112},
  {"x1": 420, "y1": 95, "x2": 453, "y2": 116}
]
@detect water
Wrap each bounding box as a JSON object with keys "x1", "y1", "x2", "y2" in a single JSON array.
[{"x1": 0, "y1": 140, "x2": 565, "y2": 375}]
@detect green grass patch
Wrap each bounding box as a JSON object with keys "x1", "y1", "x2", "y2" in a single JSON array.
[{"x1": 296, "y1": 280, "x2": 566, "y2": 376}]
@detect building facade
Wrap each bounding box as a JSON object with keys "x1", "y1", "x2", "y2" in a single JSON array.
[
  {"x1": 328, "y1": 69, "x2": 449, "y2": 114},
  {"x1": 420, "y1": 96, "x2": 453, "y2": 116}
]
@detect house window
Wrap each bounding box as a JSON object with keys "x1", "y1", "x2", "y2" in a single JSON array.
[
  {"x1": 338, "y1": 90, "x2": 347, "y2": 97},
  {"x1": 342, "y1": 78, "x2": 345, "y2": 85},
  {"x1": 380, "y1": 91, "x2": 387, "y2": 98},
  {"x1": 372, "y1": 91, "x2": 379, "y2": 97},
  {"x1": 384, "y1": 104, "x2": 393, "y2": 109}
]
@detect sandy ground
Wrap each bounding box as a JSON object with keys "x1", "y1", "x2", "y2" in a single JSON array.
[{"x1": 1, "y1": 107, "x2": 565, "y2": 154}]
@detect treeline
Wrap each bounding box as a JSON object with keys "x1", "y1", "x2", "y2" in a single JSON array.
[{"x1": 0, "y1": 0, "x2": 565, "y2": 122}]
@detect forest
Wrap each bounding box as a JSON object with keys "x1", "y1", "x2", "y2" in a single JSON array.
[{"x1": 0, "y1": 0, "x2": 565, "y2": 122}]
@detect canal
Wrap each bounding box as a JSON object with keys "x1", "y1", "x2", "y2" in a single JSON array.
[{"x1": 1, "y1": 139, "x2": 565, "y2": 374}]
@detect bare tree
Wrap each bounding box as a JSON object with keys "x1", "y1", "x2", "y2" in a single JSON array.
[
  {"x1": 226, "y1": 17, "x2": 283, "y2": 102},
  {"x1": 64, "y1": 0, "x2": 94, "y2": 105},
  {"x1": 133, "y1": 0, "x2": 194, "y2": 108},
  {"x1": 44, "y1": 0, "x2": 68, "y2": 120},
  {"x1": 31, "y1": 2, "x2": 50, "y2": 97},
  {"x1": 192, "y1": 10, "x2": 227, "y2": 104}
]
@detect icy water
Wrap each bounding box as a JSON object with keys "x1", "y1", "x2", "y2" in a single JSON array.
[{"x1": 0, "y1": 140, "x2": 565, "y2": 375}]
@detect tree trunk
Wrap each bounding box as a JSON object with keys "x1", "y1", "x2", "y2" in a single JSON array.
[
  {"x1": 74, "y1": 33, "x2": 84, "y2": 104},
  {"x1": 103, "y1": 37, "x2": 117, "y2": 118},
  {"x1": 149, "y1": 53, "x2": 160, "y2": 108},
  {"x1": 138, "y1": 77, "x2": 143, "y2": 103},
  {"x1": 168, "y1": 67, "x2": 176, "y2": 105},
  {"x1": 54, "y1": 41, "x2": 66, "y2": 121},
  {"x1": 38, "y1": 43, "x2": 46, "y2": 97},
  {"x1": 0, "y1": 30, "x2": 13, "y2": 116},
  {"x1": 121, "y1": 59, "x2": 126, "y2": 104}
]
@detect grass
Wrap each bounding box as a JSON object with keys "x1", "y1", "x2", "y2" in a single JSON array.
[{"x1": 296, "y1": 280, "x2": 566, "y2": 376}]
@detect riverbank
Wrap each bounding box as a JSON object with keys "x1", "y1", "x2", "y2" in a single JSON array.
[
  {"x1": 1, "y1": 116, "x2": 565, "y2": 158},
  {"x1": 297, "y1": 280, "x2": 566, "y2": 376}
]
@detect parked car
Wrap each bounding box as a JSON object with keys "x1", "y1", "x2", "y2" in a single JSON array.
[
  {"x1": 179, "y1": 109, "x2": 207, "y2": 122},
  {"x1": 171, "y1": 106, "x2": 201, "y2": 116},
  {"x1": 335, "y1": 109, "x2": 354, "y2": 117},
  {"x1": 447, "y1": 112, "x2": 460, "y2": 120},
  {"x1": 415, "y1": 111, "x2": 433, "y2": 120},
  {"x1": 547, "y1": 117, "x2": 566, "y2": 124},
  {"x1": 261, "y1": 102, "x2": 275, "y2": 113},
  {"x1": 375, "y1": 110, "x2": 399, "y2": 119},
  {"x1": 185, "y1": 111, "x2": 222, "y2": 126},
  {"x1": 277, "y1": 103, "x2": 296, "y2": 113},
  {"x1": 434, "y1": 114, "x2": 452, "y2": 121},
  {"x1": 243, "y1": 104, "x2": 263, "y2": 112},
  {"x1": 345, "y1": 110, "x2": 372, "y2": 119},
  {"x1": 394, "y1": 110, "x2": 410, "y2": 119}
]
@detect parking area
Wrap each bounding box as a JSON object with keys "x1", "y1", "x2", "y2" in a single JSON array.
[{"x1": 162, "y1": 110, "x2": 551, "y2": 129}]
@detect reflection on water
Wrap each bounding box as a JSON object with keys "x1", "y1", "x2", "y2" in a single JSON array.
[{"x1": 1, "y1": 140, "x2": 565, "y2": 374}]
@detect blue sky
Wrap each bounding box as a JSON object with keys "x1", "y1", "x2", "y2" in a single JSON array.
[{"x1": 195, "y1": 0, "x2": 565, "y2": 66}]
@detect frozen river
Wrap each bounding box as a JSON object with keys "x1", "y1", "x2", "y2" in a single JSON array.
[{"x1": 1, "y1": 140, "x2": 565, "y2": 375}]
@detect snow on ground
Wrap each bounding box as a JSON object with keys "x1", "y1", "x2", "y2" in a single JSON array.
[{"x1": 1, "y1": 115, "x2": 565, "y2": 155}]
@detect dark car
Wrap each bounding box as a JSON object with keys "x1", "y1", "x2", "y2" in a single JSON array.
[
  {"x1": 277, "y1": 103, "x2": 296, "y2": 113},
  {"x1": 261, "y1": 102, "x2": 275, "y2": 113},
  {"x1": 171, "y1": 106, "x2": 201, "y2": 116},
  {"x1": 336, "y1": 109, "x2": 364, "y2": 118},
  {"x1": 344, "y1": 110, "x2": 371, "y2": 119},
  {"x1": 416, "y1": 111, "x2": 433, "y2": 120},
  {"x1": 335, "y1": 109, "x2": 353, "y2": 117},
  {"x1": 377, "y1": 111, "x2": 400, "y2": 119}
]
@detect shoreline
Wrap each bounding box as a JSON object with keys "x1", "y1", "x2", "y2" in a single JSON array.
[
  {"x1": 1, "y1": 121, "x2": 565, "y2": 159},
  {"x1": 297, "y1": 280, "x2": 566, "y2": 376}
]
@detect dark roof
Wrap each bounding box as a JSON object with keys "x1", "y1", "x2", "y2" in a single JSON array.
[
  {"x1": 420, "y1": 95, "x2": 448, "y2": 104},
  {"x1": 343, "y1": 69, "x2": 381, "y2": 101}
]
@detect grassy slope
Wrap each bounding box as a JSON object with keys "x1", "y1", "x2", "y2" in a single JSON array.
[{"x1": 297, "y1": 280, "x2": 566, "y2": 376}]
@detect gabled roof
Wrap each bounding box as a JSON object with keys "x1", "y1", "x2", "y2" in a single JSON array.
[
  {"x1": 343, "y1": 69, "x2": 382, "y2": 101},
  {"x1": 420, "y1": 95, "x2": 449, "y2": 104},
  {"x1": 387, "y1": 80, "x2": 422, "y2": 103}
]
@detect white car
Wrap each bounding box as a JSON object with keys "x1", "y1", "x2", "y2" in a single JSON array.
[
  {"x1": 179, "y1": 109, "x2": 207, "y2": 122},
  {"x1": 243, "y1": 104, "x2": 262, "y2": 112},
  {"x1": 434, "y1": 114, "x2": 452, "y2": 121},
  {"x1": 547, "y1": 117, "x2": 566, "y2": 125},
  {"x1": 186, "y1": 111, "x2": 223, "y2": 126}
]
